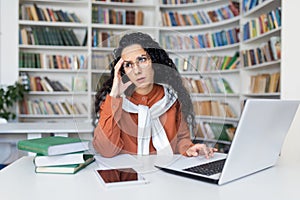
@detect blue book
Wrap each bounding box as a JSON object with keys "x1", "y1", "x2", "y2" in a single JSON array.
[
  {"x1": 198, "y1": 34, "x2": 205, "y2": 48},
  {"x1": 275, "y1": 7, "x2": 281, "y2": 27},
  {"x1": 168, "y1": 12, "x2": 177, "y2": 26},
  {"x1": 221, "y1": 30, "x2": 228, "y2": 46}
]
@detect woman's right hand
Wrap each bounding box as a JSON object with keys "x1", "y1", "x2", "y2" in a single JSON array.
[{"x1": 109, "y1": 58, "x2": 132, "y2": 98}]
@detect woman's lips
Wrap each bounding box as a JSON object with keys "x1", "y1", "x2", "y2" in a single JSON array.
[{"x1": 136, "y1": 77, "x2": 145, "y2": 83}]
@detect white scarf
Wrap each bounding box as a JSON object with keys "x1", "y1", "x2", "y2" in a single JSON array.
[{"x1": 122, "y1": 85, "x2": 177, "y2": 156}]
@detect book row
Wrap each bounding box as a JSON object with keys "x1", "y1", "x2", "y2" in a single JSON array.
[
  {"x1": 242, "y1": 36, "x2": 280, "y2": 67},
  {"x1": 19, "y1": 27, "x2": 85, "y2": 46},
  {"x1": 250, "y1": 72, "x2": 280, "y2": 94},
  {"x1": 20, "y1": 3, "x2": 81, "y2": 23},
  {"x1": 160, "y1": 27, "x2": 240, "y2": 50},
  {"x1": 92, "y1": 30, "x2": 121, "y2": 48},
  {"x1": 196, "y1": 122, "x2": 236, "y2": 142},
  {"x1": 242, "y1": 0, "x2": 267, "y2": 12},
  {"x1": 243, "y1": 7, "x2": 281, "y2": 41},
  {"x1": 182, "y1": 77, "x2": 234, "y2": 94},
  {"x1": 92, "y1": 52, "x2": 114, "y2": 70},
  {"x1": 95, "y1": 0, "x2": 134, "y2": 2},
  {"x1": 92, "y1": 6, "x2": 144, "y2": 25},
  {"x1": 161, "y1": 1, "x2": 239, "y2": 26},
  {"x1": 29, "y1": 76, "x2": 69, "y2": 92},
  {"x1": 19, "y1": 52, "x2": 88, "y2": 70},
  {"x1": 193, "y1": 100, "x2": 237, "y2": 118},
  {"x1": 19, "y1": 99, "x2": 88, "y2": 116},
  {"x1": 26, "y1": 75, "x2": 87, "y2": 92},
  {"x1": 160, "y1": 0, "x2": 198, "y2": 5},
  {"x1": 172, "y1": 51, "x2": 240, "y2": 72}
]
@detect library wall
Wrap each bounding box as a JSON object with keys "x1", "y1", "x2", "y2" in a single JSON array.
[
  {"x1": 0, "y1": 0, "x2": 18, "y2": 85},
  {"x1": 0, "y1": 0, "x2": 1, "y2": 81},
  {"x1": 280, "y1": 0, "x2": 300, "y2": 161}
]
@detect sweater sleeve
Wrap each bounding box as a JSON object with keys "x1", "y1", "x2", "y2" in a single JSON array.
[
  {"x1": 93, "y1": 95, "x2": 124, "y2": 157},
  {"x1": 175, "y1": 107, "x2": 194, "y2": 155}
]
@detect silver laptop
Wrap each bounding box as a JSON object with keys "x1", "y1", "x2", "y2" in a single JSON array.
[{"x1": 155, "y1": 99, "x2": 299, "y2": 185}]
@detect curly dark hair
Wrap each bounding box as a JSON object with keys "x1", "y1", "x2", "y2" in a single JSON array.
[{"x1": 93, "y1": 32, "x2": 195, "y2": 129}]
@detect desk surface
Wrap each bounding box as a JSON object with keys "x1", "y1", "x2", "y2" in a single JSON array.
[
  {"x1": 1, "y1": 155, "x2": 300, "y2": 200},
  {"x1": 0, "y1": 122, "x2": 93, "y2": 134}
]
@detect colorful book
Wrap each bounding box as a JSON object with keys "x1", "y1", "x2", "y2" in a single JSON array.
[
  {"x1": 35, "y1": 155, "x2": 95, "y2": 174},
  {"x1": 17, "y1": 136, "x2": 90, "y2": 156},
  {"x1": 34, "y1": 153, "x2": 94, "y2": 167}
]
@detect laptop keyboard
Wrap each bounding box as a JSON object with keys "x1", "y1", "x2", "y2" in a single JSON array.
[{"x1": 183, "y1": 159, "x2": 226, "y2": 176}]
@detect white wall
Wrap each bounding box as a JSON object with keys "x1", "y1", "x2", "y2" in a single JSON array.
[
  {"x1": 280, "y1": 0, "x2": 300, "y2": 162},
  {"x1": 0, "y1": 0, "x2": 18, "y2": 86}
]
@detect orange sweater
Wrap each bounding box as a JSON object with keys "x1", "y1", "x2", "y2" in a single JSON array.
[{"x1": 93, "y1": 84, "x2": 193, "y2": 157}]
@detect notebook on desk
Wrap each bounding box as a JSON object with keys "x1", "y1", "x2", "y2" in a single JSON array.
[{"x1": 155, "y1": 99, "x2": 299, "y2": 185}]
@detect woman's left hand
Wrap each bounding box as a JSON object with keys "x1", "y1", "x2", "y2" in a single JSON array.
[{"x1": 186, "y1": 144, "x2": 218, "y2": 158}]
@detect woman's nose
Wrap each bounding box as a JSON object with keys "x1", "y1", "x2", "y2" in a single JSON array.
[{"x1": 132, "y1": 64, "x2": 141, "y2": 74}]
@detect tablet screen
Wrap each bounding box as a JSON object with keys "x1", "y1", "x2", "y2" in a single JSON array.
[{"x1": 95, "y1": 168, "x2": 149, "y2": 187}]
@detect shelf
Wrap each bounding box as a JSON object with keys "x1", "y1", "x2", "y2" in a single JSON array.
[
  {"x1": 242, "y1": 93, "x2": 280, "y2": 97},
  {"x1": 28, "y1": 91, "x2": 88, "y2": 96},
  {"x1": 20, "y1": 0, "x2": 89, "y2": 5},
  {"x1": 190, "y1": 93, "x2": 240, "y2": 98},
  {"x1": 92, "y1": 1, "x2": 156, "y2": 8},
  {"x1": 180, "y1": 69, "x2": 240, "y2": 76},
  {"x1": 243, "y1": 0, "x2": 275, "y2": 18},
  {"x1": 19, "y1": 45, "x2": 88, "y2": 51},
  {"x1": 91, "y1": 23, "x2": 159, "y2": 31},
  {"x1": 193, "y1": 137, "x2": 232, "y2": 145},
  {"x1": 242, "y1": 27, "x2": 281, "y2": 44},
  {"x1": 91, "y1": 69, "x2": 110, "y2": 74},
  {"x1": 18, "y1": 114, "x2": 89, "y2": 119},
  {"x1": 195, "y1": 115, "x2": 239, "y2": 123},
  {"x1": 243, "y1": 60, "x2": 281, "y2": 71},
  {"x1": 166, "y1": 43, "x2": 239, "y2": 53},
  {"x1": 19, "y1": 20, "x2": 88, "y2": 28},
  {"x1": 19, "y1": 68, "x2": 88, "y2": 73},
  {"x1": 91, "y1": 47, "x2": 115, "y2": 52},
  {"x1": 159, "y1": 16, "x2": 240, "y2": 31},
  {"x1": 159, "y1": 0, "x2": 225, "y2": 9}
]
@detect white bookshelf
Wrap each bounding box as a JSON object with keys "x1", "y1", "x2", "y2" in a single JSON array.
[
  {"x1": 16, "y1": 0, "x2": 282, "y2": 148},
  {"x1": 240, "y1": 0, "x2": 281, "y2": 100}
]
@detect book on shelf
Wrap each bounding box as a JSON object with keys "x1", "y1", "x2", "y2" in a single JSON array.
[
  {"x1": 161, "y1": 2, "x2": 239, "y2": 27},
  {"x1": 20, "y1": 3, "x2": 82, "y2": 23},
  {"x1": 160, "y1": 27, "x2": 239, "y2": 50},
  {"x1": 35, "y1": 155, "x2": 95, "y2": 174},
  {"x1": 19, "y1": 99, "x2": 88, "y2": 115},
  {"x1": 243, "y1": 7, "x2": 281, "y2": 41},
  {"x1": 135, "y1": 10, "x2": 144, "y2": 26},
  {"x1": 193, "y1": 100, "x2": 236, "y2": 118},
  {"x1": 199, "y1": 122, "x2": 236, "y2": 142},
  {"x1": 72, "y1": 76, "x2": 87, "y2": 92},
  {"x1": 17, "y1": 136, "x2": 90, "y2": 156},
  {"x1": 249, "y1": 73, "x2": 280, "y2": 94},
  {"x1": 34, "y1": 153, "x2": 94, "y2": 167}
]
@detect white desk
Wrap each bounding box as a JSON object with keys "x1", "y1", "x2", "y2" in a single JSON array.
[
  {"x1": 1, "y1": 155, "x2": 300, "y2": 200},
  {"x1": 0, "y1": 122, "x2": 94, "y2": 139}
]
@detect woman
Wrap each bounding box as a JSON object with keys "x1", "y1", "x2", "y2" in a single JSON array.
[{"x1": 93, "y1": 32, "x2": 217, "y2": 158}]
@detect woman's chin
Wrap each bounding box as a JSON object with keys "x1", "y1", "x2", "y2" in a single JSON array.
[{"x1": 135, "y1": 82, "x2": 153, "y2": 93}]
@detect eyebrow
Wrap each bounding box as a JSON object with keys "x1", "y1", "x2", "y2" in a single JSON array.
[{"x1": 122, "y1": 54, "x2": 148, "y2": 63}]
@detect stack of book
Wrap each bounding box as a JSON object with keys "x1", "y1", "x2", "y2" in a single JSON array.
[{"x1": 17, "y1": 136, "x2": 95, "y2": 174}]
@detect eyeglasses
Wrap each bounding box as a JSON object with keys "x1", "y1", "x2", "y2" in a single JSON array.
[{"x1": 122, "y1": 55, "x2": 150, "y2": 70}]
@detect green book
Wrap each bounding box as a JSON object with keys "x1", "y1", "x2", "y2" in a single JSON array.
[
  {"x1": 208, "y1": 123, "x2": 230, "y2": 141},
  {"x1": 17, "y1": 136, "x2": 90, "y2": 156},
  {"x1": 34, "y1": 153, "x2": 94, "y2": 167},
  {"x1": 35, "y1": 155, "x2": 95, "y2": 174}
]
